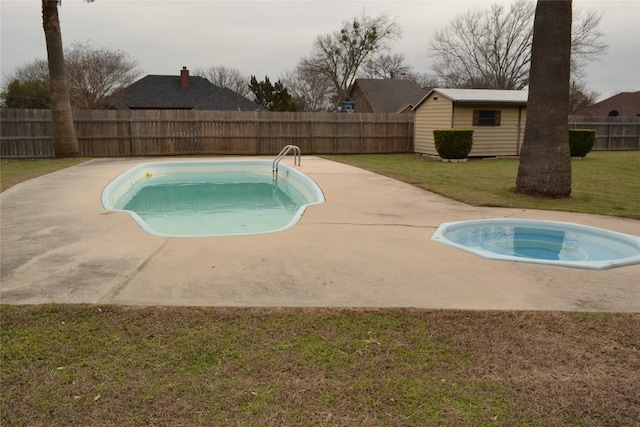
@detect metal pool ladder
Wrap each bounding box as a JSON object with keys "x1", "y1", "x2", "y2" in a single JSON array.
[{"x1": 273, "y1": 145, "x2": 301, "y2": 180}]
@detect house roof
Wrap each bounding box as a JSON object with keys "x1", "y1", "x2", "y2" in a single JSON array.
[
  {"x1": 414, "y1": 88, "x2": 529, "y2": 109},
  {"x1": 349, "y1": 79, "x2": 428, "y2": 113},
  {"x1": 572, "y1": 91, "x2": 640, "y2": 117},
  {"x1": 109, "y1": 74, "x2": 263, "y2": 111}
]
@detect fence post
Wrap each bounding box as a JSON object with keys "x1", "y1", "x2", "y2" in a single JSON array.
[
  {"x1": 310, "y1": 120, "x2": 314, "y2": 154},
  {"x1": 407, "y1": 120, "x2": 412, "y2": 153},
  {"x1": 607, "y1": 122, "x2": 612, "y2": 150},
  {"x1": 194, "y1": 117, "x2": 200, "y2": 154},
  {"x1": 129, "y1": 119, "x2": 135, "y2": 155},
  {"x1": 359, "y1": 119, "x2": 364, "y2": 154},
  {"x1": 256, "y1": 119, "x2": 261, "y2": 155}
]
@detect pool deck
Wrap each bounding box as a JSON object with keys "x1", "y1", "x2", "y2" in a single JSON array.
[{"x1": 1, "y1": 156, "x2": 639, "y2": 312}]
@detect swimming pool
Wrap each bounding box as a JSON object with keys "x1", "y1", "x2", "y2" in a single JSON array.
[
  {"x1": 431, "y1": 219, "x2": 640, "y2": 270},
  {"x1": 101, "y1": 160, "x2": 324, "y2": 237}
]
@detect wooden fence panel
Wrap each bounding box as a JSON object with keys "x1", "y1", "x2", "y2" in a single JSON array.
[
  {"x1": 76, "y1": 117, "x2": 132, "y2": 156},
  {"x1": 198, "y1": 120, "x2": 258, "y2": 155},
  {"x1": 361, "y1": 121, "x2": 413, "y2": 153},
  {"x1": 0, "y1": 137, "x2": 54, "y2": 158},
  {"x1": 0, "y1": 109, "x2": 53, "y2": 157}
]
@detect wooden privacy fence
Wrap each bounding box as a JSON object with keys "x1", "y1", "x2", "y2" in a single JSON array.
[
  {"x1": 2, "y1": 110, "x2": 638, "y2": 159},
  {"x1": 568, "y1": 116, "x2": 640, "y2": 151},
  {"x1": 0, "y1": 109, "x2": 414, "y2": 158}
]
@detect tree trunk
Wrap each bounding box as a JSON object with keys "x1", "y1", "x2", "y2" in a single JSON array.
[
  {"x1": 516, "y1": 0, "x2": 572, "y2": 197},
  {"x1": 42, "y1": 0, "x2": 78, "y2": 157}
]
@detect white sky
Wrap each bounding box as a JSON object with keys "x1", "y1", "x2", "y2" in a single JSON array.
[{"x1": 1, "y1": 0, "x2": 638, "y2": 101}]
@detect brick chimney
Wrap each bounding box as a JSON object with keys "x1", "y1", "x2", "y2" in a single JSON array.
[{"x1": 180, "y1": 66, "x2": 190, "y2": 88}]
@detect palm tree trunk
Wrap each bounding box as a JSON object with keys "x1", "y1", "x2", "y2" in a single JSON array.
[
  {"x1": 516, "y1": 0, "x2": 572, "y2": 197},
  {"x1": 42, "y1": 0, "x2": 78, "y2": 157}
]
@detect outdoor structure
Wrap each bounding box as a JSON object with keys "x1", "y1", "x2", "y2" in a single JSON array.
[
  {"x1": 0, "y1": 109, "x2": 414, "y2": 158},
  {"x1": 107, "y1": 67, "x2": 263, "y2": 111},
  {"x1": 344, "y1": 78, "x2": 428, "y2": 113},
  {"x1": 572, "y1": 91, "x2": 640, "y2": 117},
  {"x1": 413, "y1": 88, "x2": 528, "y2": 157}
]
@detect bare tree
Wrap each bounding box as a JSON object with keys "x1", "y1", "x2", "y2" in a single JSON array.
[
  {"x1": 362, "y1": 53, "x2": 410, "y2": 79},
  {"x1": 407, "y1": 71, "x2": 440, "y2": 90},
  {"x1": 428, "y1": 0, "x2": 607, "y2": 89},
  {"x1": 194, "y1": 65, "x2": 250, "y2": 97},
  {"x1": 569, "y1": 8, "x2": 608, "y2": 79},
  {"x1": 42, "y1": 0, "x2": 78, "y2": 157},
  {"x1": 2, "y1": 59, "x2": 50, "y2": 85},
  {"x1": 569, "y1": 79, "x2": 599, "y2": 113},
  {"x1": 280, "y1": 66, "x2": 335, "y2": 112},
  {"x1": 516, "y1": 0, "x2": 573, "y2": 197},
  {"x1": 65, "y1": 42, "x2": 141, "y2": 109},
  {"x1": 2, "y1": 43, "x2": 140, "y2": 109},
  {"x1": 300, "y1": 11, "x2": 401, "y2": 107}
]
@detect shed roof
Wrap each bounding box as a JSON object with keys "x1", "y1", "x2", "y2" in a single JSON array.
[
  {"x1": 348, "y1": 79, "x2": 428, "y2": 113},
  {"x1": 414, "y1": 88, "x2": 528, "y2": 109}
]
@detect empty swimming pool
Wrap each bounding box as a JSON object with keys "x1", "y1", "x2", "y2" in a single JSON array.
[{"x1": 101, "y1": 160, "x2": 324, "y2": 237}]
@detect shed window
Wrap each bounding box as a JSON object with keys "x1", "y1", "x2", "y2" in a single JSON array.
[{"x1": 473, "y1": 110, "x2": 501, "y2": 126}]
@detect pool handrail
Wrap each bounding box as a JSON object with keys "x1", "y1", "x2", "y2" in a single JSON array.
[{"x1": 273, "y1": 145, "x2": 301, "y2": 180}]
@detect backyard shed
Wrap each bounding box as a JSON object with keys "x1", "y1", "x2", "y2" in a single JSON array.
[{"x1": 413, "y1": 88, "x2": 528, "y2": 157}]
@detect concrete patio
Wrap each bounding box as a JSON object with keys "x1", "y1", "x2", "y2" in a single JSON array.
[{"x1": 1, "y1": 156, "x2": 638, "y2": 311}]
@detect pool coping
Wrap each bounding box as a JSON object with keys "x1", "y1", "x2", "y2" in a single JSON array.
[{"x1": 1, "y1": 156, "x2": 639, "y2": 312}]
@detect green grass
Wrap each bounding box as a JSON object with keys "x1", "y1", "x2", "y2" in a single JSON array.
[
  {"x1": 2, "y1": 305, "x2": 638, "y2": 426},
  {"x1": 0, "y1": 158, "x2": 88, "y2": 192},
  {"x1": 322, "y1": 151, "x2": 640, "y2": 220}
]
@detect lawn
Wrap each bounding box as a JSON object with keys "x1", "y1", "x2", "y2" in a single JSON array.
[
  {"x1": 1, "y1": 153, "x2": 639, "y2": 426},
  {"x1": 2, "y1": 305, "x2": 639, "y2": 426},
  {"x1": 322, "y1": 151, "x2": 640, "y2": 220},
  {"x1": 0, "y1": 158, "x2": 88, "y2": 192}
]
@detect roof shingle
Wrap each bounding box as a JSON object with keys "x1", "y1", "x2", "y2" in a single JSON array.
[
  {"x1": 572, "y1": 91, "x2": 640, "y2": 117},
  {"x1": 349, "y1": 79, "x2": 428, "y2": 113},
  {"x1": 109, "y1": 73, "x2": 263, "y2": 111}
]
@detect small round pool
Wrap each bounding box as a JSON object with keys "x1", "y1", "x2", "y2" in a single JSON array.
[{"x1": 431, "y1": 219, "x2": 640, "y2": 270}]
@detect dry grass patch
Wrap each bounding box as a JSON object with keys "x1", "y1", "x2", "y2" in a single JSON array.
[{"x1": 2, "y1": 306, "x2": 638, "y2": 426}]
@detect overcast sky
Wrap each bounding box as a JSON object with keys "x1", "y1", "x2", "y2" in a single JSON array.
[{"x1": 1, "y1": 0, "x2": 638, "y2": 101}]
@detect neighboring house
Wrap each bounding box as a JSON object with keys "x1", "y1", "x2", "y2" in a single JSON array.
[
  {"x1": 107, "y1": 67, "x2": 263, "y2": 111},
  {"x1": 345, "y1": 78, "x2": 428, "y2": 113},
  {"x1": 413, "y1": 88, "x2": 528, "y2": 157},
  {"x1": 572, "y1": 91, "x2": 640, "y2": 117}
]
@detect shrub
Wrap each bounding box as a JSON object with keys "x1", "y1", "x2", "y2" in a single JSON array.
[
  {"x1": 569, "y1": 129, "x2": 596, "y2": 157},
  {"x1": 433, "y1": 129, "x2": 474, "y2": 160}
]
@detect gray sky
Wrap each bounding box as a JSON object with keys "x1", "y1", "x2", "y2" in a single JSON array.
[{"x1": 1, "y1": 0, "x2": 638, "y2": 101}]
